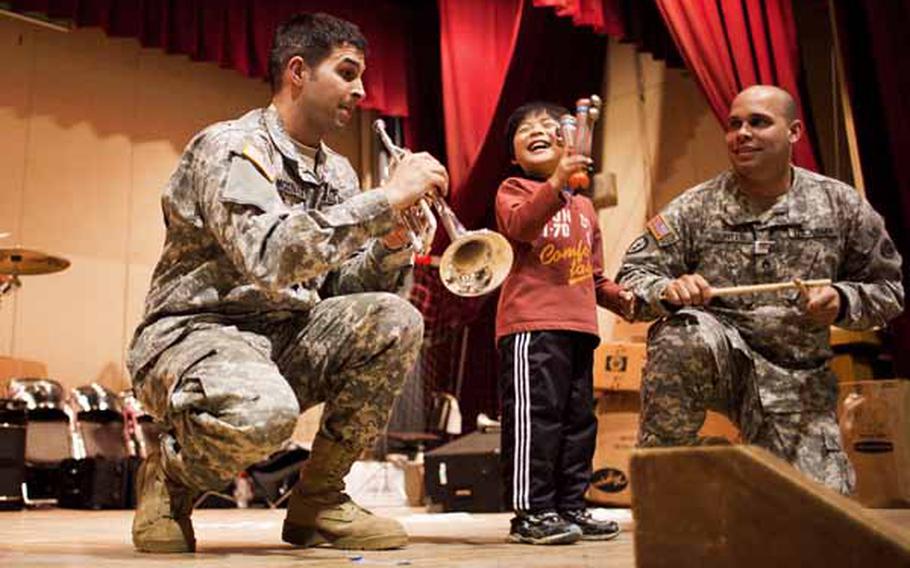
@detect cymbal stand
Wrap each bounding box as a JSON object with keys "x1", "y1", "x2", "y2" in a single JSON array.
[{"x1": 0, "y1": 274, "x2": 21, "y2": 301}]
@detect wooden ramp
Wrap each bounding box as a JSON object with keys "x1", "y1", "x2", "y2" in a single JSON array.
[{"x1": 630, "y1": 445, "x2": 910, "y2": 568}]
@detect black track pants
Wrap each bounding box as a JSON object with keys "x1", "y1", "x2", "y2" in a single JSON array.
[{"x1": 499, "y1": 331, "x2": 597, "y2": 513}]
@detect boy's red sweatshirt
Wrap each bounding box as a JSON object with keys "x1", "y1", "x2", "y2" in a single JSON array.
[{"x1": 494, "y1": 176, "x2": 625, "y2": 342}]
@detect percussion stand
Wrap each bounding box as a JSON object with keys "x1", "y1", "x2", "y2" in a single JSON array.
[{"x1": 0, "y1": 274, "x2": 21, "y2": 307}]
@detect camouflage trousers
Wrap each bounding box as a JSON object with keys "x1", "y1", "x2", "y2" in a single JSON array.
[
  {"x1": 638, "y1": 309, "x2": 855, "y2": 495},
  {"x1": 134, "y1": 292, "x2": 423, "y2": 492}
]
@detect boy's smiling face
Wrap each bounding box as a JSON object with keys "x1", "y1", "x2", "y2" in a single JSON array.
[{"x1": 512, "y1": 110, "x2": 564, "y2": 178}]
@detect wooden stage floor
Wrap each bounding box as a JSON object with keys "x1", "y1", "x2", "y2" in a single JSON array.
[
  {"x1": 1, "y1": 506, "x2": 907, "y2": 567},
  {"x1": 0, "y1": 506, "x2": 633, "y2": 567}
]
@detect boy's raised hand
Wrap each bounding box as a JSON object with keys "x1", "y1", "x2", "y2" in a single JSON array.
[{"x1": 548, "y1": 153, "x2": 592, "y2": 192}]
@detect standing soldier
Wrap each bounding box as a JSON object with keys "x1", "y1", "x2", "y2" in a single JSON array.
[
  {"x1": 617, "y1": 85, "x2": 903, "y2": 494},
  {"x1": 128, "y1": 13, "x2": 448, "y2": 552}
]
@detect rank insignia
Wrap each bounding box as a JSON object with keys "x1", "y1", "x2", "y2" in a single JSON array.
[{"x1": 242, "y1": 143, "x2": 275, "y2": 183}]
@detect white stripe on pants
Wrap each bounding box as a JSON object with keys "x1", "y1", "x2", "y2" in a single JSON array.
[{"x1": 512, "y1": 332, "x2": 531, "y2": 511}]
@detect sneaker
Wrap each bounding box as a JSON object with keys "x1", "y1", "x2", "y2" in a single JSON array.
[
  {"x1": 559, "y1": 509, "x2": 621, "y2": 541},
  {"x1": 508, "y1": 510, "x2": 582, "y2": 545}
]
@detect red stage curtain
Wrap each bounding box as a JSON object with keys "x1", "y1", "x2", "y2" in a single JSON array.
[
  {"x1": 655, "y1": 0, "x2": 818, "y2": 170},
  {"x1": 439, "y1": 0, "x2": 681, "y2": 230},
  {"x1": 7, "y1": 0, "x2": 412, "y2": 117},
  {"x1": 439, "y1": 0, "x2": 608, "y2": 229},
  {"x1": 438, "y1": 0, "x2": 524, "y2": 199},
  {"x1": 533, "y1": 0, "x2": 624, "y2": 35}
]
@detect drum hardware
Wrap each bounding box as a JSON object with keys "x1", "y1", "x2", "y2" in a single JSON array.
[
  {"x1": 70, "y1": 383, "x2": 125, "y2": 460},
  {"x1": 0, "y1": 247, "x2": 71, "y2": 301},
  {"x1": 119, "y1": 389, "x2": 160, "y2": 459},
  {"x1": 0, "y1": 247, "x2": 70, "y2": 276}
]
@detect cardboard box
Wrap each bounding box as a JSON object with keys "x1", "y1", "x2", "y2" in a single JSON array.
[
  {"x1": 611, "y1": 319, "x2": 651, "y2": 342},
  {"x1": 586, "y1": 392, "x2": 638, "y2": 506},
  {"x1": 829, "y1": 327, "x2": 881, "y2": 383},
  {"x1": 596, "y1": 326, "x2": 879, "y2": 392},
  {"x1": 830, "y1": 353, "x2": 875, "y2": 383},
  {"x1": 830, "y1": 326, "x2": 880, "y2": 347},
  {"x1": 586, "y1": 392, "x2": 740, "y2": 506},
  {"x1": 838, "y1": 380, "x2": 910, "y2": 507},
  {"x1": 593, "y1": 341, "x2": 647, "y2": 391}
]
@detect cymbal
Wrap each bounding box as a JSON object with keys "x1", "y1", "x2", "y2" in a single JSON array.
[{"x1": 0, "y1": 248, "x2": 70, "y2": 275}]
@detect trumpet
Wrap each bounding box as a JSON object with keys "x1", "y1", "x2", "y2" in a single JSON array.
[{"x1": 373, "y1": 119, "x2": 514, "y2": 297}]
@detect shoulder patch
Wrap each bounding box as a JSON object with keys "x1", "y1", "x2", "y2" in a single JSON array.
[
  {"x1": 646, "y1": 214, "x2": 674, "y2": 242},
  {"x1": 626, "y1": 236, "x2": 649, "y2": 255},
  {"x1": 241, "y1": 143, "x2": 275, "y2": 183}
]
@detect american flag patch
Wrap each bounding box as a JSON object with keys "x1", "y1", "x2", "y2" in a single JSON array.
[{"x1": 646, "y1": 214, "x2": 673, "y2": 242}]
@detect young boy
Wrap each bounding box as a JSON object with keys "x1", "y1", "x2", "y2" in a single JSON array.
[{"x1": 495, "y1": 102, "x2": 631, "y2": 545}]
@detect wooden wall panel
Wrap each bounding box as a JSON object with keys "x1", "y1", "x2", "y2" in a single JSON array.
[
  {"x1": 596, "y1": 40, "x2": 727, "y2": 341},
  {"x1": 0, "y1": 19, "x2": 35, "y2": 356},
  {"x1": 0, "y1": 21, "x2": 274, "y2": 392}
]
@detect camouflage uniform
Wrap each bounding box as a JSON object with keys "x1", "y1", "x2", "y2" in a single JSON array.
[
  {"x1": 617, "y1": 167, "x2": 904, "y2": 494},
  {"x1": 127, "y1": 105, "x2": 423, "y2": 492}
]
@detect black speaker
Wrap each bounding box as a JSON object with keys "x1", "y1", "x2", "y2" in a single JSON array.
[
  {"x1": 424, "y1": 430, "x2": 506, "y2": 512},
  {"x1": 0, "y1": 399, "x2": 27, "y2": 510},
  {"x1": 22, "y1": 415, "x2": 71, "y2": 503},
  {"x1": 57, "y1": 456, "x2": 138, "y2": 509}
]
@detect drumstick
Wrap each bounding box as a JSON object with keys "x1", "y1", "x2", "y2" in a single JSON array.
[{"x1": 710, "y1": 279, "x2": 831, "y2": 298}]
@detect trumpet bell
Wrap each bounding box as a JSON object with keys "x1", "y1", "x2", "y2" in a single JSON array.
[{"x1": 439, "y1": 229, "x2": 513, "y2": 297}]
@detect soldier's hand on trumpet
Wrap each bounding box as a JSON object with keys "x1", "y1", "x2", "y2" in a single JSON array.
[{"x1": 381, "y1": 151, "x2": 449, "y2": 211}]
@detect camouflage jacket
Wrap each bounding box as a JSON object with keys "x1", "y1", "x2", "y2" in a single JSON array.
[
  {"x1": 128, "y1": 105, "x2": 411, "y2": 378},
  {"x1": 617, "y1": 167, "x2": 904, "y2": 375}
]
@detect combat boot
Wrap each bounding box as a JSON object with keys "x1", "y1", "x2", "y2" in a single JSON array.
[
  {"x1": 131, "y1": 451, "x2": 198, "y2": 553},
  {"x1": 282, "y1": 435, "x2": 407, "y2": 550}
]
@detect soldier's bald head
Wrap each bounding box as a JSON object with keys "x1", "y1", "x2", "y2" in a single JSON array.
[
  {"x1": 733, "y1": 85, "x2": 798, "y2": 122},
  {"x1": 725, "y1": 84, "x2": 803, "y2": 188}
]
